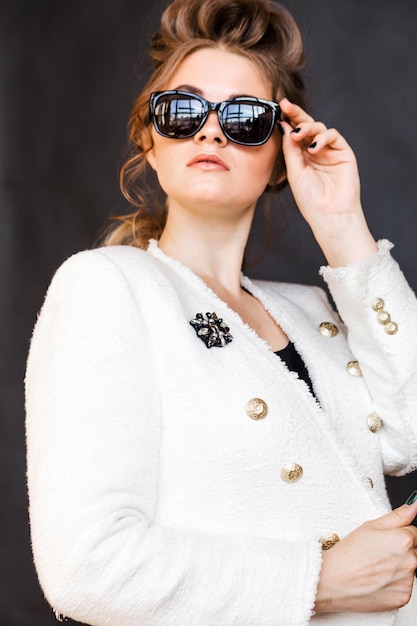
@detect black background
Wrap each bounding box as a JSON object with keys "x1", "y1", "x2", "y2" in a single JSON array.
[{"x1": 2, "y1": 1, "x2": 417, "y2": 624}]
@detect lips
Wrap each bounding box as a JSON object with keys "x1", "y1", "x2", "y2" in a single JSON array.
[{"x1": 187, "y1": 153, "x2": 229, "y2": 170}]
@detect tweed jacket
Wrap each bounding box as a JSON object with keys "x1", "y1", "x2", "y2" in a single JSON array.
[{"x1": 26, "y1": 239, "x2": 417, "y2": 626}]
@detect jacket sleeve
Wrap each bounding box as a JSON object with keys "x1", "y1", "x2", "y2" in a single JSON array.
[
  {"x1": 320, "y1": 240, "x2": 417, "y2": 476},
  {"x1": 26, "y1": 250, "x2": 322, "y2": 626}
]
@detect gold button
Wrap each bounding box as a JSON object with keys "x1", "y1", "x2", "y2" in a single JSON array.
[
  {"x1": 376, "y1": 310, "x2": 391, "y2": 325},
  {"x1": 281, "y1": 463, "x2": 303, "y2": 483},
  {"x1": 319, "y1": 533, "x2": 340, "y2": 550},
  {"x1": 319, "y1": 322, "x2": 339, "y2": 338},
  {"x1": 246, "y1": 397, "x2": 268, "y2": 420},
  {"x1": 347, "y1": 360, "x2": 362, "y2": 377},
  {"x1": 371, "y1": 298, "x2": 385, "y2": 311},
  {"x1": 366, "y1": 477, "x2": 374, "y2": 488},
  {"x1": 384, "y1": 321, "x2": 398, "y2": 335},
  {"x1": 367, "y1": 412, "x2": 383, "y2": 433}
]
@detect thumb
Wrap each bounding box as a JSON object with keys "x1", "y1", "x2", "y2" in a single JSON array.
[
  {"x1": 371, "y1": 491, "x2": 417, "y2": 530},
  {"x1": 279, "y1": 120, "x2": 306, "y2": 182}
]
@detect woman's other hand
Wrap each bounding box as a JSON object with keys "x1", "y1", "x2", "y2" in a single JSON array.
[
  {"x1": 279, "y1": 98, "x2": 378, "y2": 267},
  {"x1": 314, "y1": 496, "x2": 417, "y2": 614}
]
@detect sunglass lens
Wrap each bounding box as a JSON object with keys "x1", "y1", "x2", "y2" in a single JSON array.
[
  {"x1": 222, "y1": 102, "x2": 273, "y2": 145},
  {"x1": 154, "y1": 94, "x2": 204, "y2": 138}
]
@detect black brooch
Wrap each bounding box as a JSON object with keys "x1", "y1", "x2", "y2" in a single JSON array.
[{"x1": 190, "y1": 312, "x2": 233, "y2": 348}]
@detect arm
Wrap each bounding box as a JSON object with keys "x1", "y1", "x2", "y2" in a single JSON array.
[
  {"x1": 321, "y1": 241, "x2": 417, "y2": 475},
  {"x1": 280, "y1": 100, "x2": 417, "y2": 614},
  {"x1": 26, "y1": 250, "x2": 322, "y2": 626},
  {"x1": 279, "y1": 97, "x2": 377, "y2": 268},
  {"x1": 280, "y1": 98, "x2": 417, "y2": 474}
]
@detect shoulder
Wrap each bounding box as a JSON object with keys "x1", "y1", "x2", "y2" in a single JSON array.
[
  {"x1": 32, "y1": 246, "x2": 173, "y2": 348},
  {"x1": 50, "y1": 245, "x2": 170, "y2": 292},
  {"x1": 56, "y1": 244, "x2": 154, "y2": 274},
  {"x1": 36, "y1": 245, "x2": 180, "y2": 324}
]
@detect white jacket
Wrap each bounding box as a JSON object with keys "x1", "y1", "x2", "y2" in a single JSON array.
[{"x1": 26, "y1": 239, "x2": 417, "y2": 625}]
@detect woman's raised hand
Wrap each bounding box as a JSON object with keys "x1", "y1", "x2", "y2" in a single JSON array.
[
  {"x1": 279, "y1": 98, "x2": 378, "y2": 267},
  {"x1": 314, "y1": 498, "x2": 417, "y2": 614}
]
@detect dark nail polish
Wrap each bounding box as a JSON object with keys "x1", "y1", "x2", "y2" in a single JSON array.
[
  {"x1": 278, "y1": 122, "x2": 285, "y2": 136},
  {"x1": 405, "y1": 490, "x2": 417, "y2": 505},
  {"x1": 291, "y1": 127, "x2": 301, "y2": 134},
  {"x1": 309, "y1": 141, "x2": 317, "y2": 149}
]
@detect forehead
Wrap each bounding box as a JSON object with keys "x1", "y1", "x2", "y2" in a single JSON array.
[{"x1": 165, "y1": 47, "x2": 273, "y2": 101}]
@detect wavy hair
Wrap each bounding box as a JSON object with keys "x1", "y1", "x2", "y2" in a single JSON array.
[{"x1": 104, "y1": 0, "x2": 306, "y2": 248}]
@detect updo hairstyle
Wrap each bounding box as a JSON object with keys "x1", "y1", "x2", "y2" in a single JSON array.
[{"x1": 105, "y1": 0, "x2": 306, "y2": 248}]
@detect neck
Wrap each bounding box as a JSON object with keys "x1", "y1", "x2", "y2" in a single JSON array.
[{"x1": 157, "y1": 203, "x2": 255, "y2": 297}]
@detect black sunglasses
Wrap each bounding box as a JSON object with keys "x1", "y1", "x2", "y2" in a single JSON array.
[{"x1": 149, "y1": 90, "x2": 281, "y2": 146}]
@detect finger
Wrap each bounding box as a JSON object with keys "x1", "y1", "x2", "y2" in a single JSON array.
[
  {"x1": 370, "y1": 495, "x2": 417, "y2": 531},
  {"x1": 289, "y1": 121, "x2": 327, "y2": 143},
  {"x1": 279, "y1": 119, "x2": 310, "y2": 175},
  {"x1": 279, "y1": 97, "x2": 314, "y2": 127},
  {"x1": 306, "y1": 127, "x2": 350, "y2": 153}
]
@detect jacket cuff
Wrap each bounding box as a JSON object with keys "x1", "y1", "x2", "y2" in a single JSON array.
[{"x1": 319, "y1": 239, "x2": 394, "y2": 287}]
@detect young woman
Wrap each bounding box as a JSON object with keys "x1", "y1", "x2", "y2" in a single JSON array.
[{"x1": 26, "y1": 0, "x2": 417, "y2": 624}]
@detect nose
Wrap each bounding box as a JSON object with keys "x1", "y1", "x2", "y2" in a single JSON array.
[{"x1": 193, "y1": 111, "x2": 228, "y2": 146}]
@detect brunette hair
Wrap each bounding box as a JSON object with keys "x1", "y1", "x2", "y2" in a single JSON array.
[{"x1": 104, "y1": 0, "x2": 306, "y2": 248}]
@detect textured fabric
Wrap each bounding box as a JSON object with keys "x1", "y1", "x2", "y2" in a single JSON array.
[{"x1": 25, "y1": 239, "x2": 417, "y2": 625}]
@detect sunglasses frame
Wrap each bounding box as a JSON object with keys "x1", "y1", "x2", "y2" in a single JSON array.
[{"x1": 149, "y1": 90, "x2": 281, "y2": 146}]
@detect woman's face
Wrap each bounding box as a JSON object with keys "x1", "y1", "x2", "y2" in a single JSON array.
[{"x1": 146, "y1": 47, "x2": 281, "y2": 221}]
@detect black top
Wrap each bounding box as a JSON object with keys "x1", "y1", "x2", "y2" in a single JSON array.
[{"x1": 274, "y1": 342, "x2": 316, "y2": 399}]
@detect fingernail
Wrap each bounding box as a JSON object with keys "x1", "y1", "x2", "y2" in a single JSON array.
[
  {"x1": 291, "y1": 127, "x2": 301, "y2": 134},
  {"x1": 405, "y1": 490, "x2": 417, "y2": 505},
  {"x1": 278, "y1": 122, "x2": 285, "y2": 136},
  {"x1": 309, "y1": 141, "x2": 317, "y2": 149}
]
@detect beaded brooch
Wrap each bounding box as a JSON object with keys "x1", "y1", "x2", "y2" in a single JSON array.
[{"x1": 190, "y1": 312, "x2": 233, "y2": 348}]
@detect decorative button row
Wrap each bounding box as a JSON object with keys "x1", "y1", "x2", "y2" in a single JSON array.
[
  {"x1": 246, "y1": 399, "x2": 304, "y2": 483},
  {"x1": 245, "y1": 393, "x2": 374, "y2": 550},
  {"x1": 246, "y1": 398, "x2": 383, "y2": 494},
  {"x1": 317, "y1": 319, "x2": 384, "y2": 434},
  {"x1": 319, "y1": 323, "x2": 364, "y2": 379},
  {"x1": 371, "y1": 298, "x2": 398, "y2": 335}
]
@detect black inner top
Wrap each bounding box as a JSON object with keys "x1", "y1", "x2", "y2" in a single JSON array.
[{"x1": 275, "y1": 341, "x2": 316, "y2": 399}]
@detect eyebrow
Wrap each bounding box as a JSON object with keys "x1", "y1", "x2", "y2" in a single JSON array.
[{"x1": 173, "y1": 84, "x2": 251, "y2": 100}]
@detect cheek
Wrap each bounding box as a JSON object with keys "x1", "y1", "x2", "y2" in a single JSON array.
[
  {"x1": 245, "y1": 138, "x2": 281, "y2": 187},
  {"x1": 146, "y1": 135, "x2": 178, "y2": 180},
  {"x1": 147, "y1": 127, "x2": 176, "y2": 170},
  {"x1": 147, "y1": 146, "x2": 184, "y2": 196}
]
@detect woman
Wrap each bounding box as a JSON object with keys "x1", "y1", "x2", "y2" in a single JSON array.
[{"x1": 26, "y1": 0, "x2": 417, "y2": 624}]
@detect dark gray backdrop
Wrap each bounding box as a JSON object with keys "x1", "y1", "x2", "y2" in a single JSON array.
[{"x1": 2, "y1": 1, "x2": 417, "y2": 624}]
